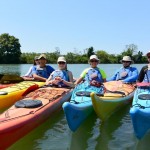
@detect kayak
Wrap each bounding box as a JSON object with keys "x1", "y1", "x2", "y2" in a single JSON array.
[
  {"x1": 0, "y1": 83, "x2": 14, "y2": 89},
  {"x1": 62, "y1": 82, "x2": 104, "y2": 132},
  {"x1": 0, "y1": 81, "x2": 45, "y2": 110},
  {"x1": 0, "y1": 86, "x2": 72, "y2": 149},
  {"x1": 130, "y1": 83, "x2": 150, "y2": 139},
  {"x1": 91, "y1": 81, "x2": 135, "y2": 121}
]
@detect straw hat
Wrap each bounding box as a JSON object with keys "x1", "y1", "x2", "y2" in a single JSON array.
[
  {"x1": 120, "y1": 56, "x2": 134, "y2": 63},
  {"x1": 57, "y1": 56, "x2": 66, "y2": 62}
]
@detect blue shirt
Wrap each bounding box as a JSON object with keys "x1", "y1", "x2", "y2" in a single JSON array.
[
  {"x1": 107, "y1": 67, "x2": 138, "y2": 83},
  {"x1": 31, "y1": 65, "x2": 55, "y2": 79}
]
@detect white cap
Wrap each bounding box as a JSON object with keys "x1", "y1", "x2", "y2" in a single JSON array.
[
  {"x1": 120, "y1": 56, "x2": 133, "y2": 63},
  {"x1": 57, "y1": 56, "x2": 66, "y2": 62},
  {"x1": 89, "y1": 55, "x2": 99, "y2": 60}
]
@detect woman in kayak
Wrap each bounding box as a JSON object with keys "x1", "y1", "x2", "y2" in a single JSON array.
[
  {"x1": 137, "y1": 51, "x2": 150, "y2": 82},
  {"x1": 75, "y1": 55, "x2": 106, "y2": 86},
  {"x1": 107, "y1": 56, "x2": 138, "y2": 83},
  {"x1": 46, "y1": 56, "x2": 74, "y2": 87},
  {"x1": 22, "y1": 56, "x2": 40, "y2": 80}
]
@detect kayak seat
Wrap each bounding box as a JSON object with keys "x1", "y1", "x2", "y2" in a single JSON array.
[
  {"x1": 15, "y1": 99, "x2": 43, "y2": 108},
  {"x1": 76, "y1": 91, "x2": 103, "y2": 97},
  {"x1": 138, "y1": 94, "x2": 150, "y2": 100}
]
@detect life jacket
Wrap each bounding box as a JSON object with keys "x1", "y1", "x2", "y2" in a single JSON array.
[
  {"x1": 143, "y1": 67, "x2": 150, "y2": 82},
  {"x1": 116, "y1": 67, "x2": 133, "y2": 80},
  {"x1": 85, "y1": 68, "x2": 103, "y2": 86},
  {"x1": 36, "y1": 66, "x2": 50, "y2": 79},
  {"x1": 51, "y1": 70, "x2": 69, "y2": 87}
]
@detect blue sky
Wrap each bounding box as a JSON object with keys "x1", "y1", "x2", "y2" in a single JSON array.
[{"x1": 0, "y1": 0, "x2": 150, "y2": 55}]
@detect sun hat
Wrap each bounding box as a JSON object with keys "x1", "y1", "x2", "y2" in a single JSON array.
[
  {"x1": 89, "y1": 55, "x2": 99, "y2": 61},
  {"x1": 120, "y1": 56, "x2": 133, "y2": 63},
  {"x1": 57, "y1": 56, "x2": 66, "y2": 62},
  {"x1": 146, "y1": 51, "x2": 150, "y2": 56},
  {"x1": 38, "y1": 54, "x2": 46, "y2": 59},
  {"x1": 34, "y1": 56, "x2": 39, "y2": 60}
]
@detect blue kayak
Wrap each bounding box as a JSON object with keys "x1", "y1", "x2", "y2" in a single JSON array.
[
  {"x1": 62, "y1": 82, "x2": 104, "y2": 132},
  {"x1": 130, "y1": 85, "x2": 150, "y2": 139}
]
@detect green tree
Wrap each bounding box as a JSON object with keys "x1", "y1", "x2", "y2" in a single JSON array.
[
  {"x1": 121, "y1": 44, "x2": 137, "y2": 57},
  {"x1": 96, "y1": 50, "x2": 111, "y2": 63},
  {"x1": 87, "y1": 47, "x2": 95, "y2": 58},
  {"x1": 0, "y1": 33, "x2": 21, "y2": 64}
]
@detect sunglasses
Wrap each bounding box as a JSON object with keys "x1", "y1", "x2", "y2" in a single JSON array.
[
  {"x1": 58, "y1": 61, "x2": 65, "y2": 64},
  {"x1": 147, "y1": 56, "x2": 150, "y2": 58},
  {"x1": 90, "y1": 60, "x2": 98, "y2": 63},
  {"x1": 122, "y1": 61, "x2": 130, "y2": 63}
]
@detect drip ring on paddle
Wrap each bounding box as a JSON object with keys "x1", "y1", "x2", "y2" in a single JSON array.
[
  {"x1": 138, "y1": 94, "x2": 150, "y2": 100},
  {"x1": 15, "y1": 99, "x2": 43, "y2": 108}
]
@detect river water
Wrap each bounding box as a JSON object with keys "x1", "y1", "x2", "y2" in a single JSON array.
[{"x1": 0, "y1": 64, "x2": 149, "y2": 150}]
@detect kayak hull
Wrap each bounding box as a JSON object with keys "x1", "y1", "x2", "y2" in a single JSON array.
[
  {"x1": 130, "y1": 87, "x2": 150, "y2": 139},
  {"x1": 91, "y1": 81, "x2": 135, "y2": 121},
  {"x1": 63, "y1": 82, "x2": 103, "y2": 131},
  {"x1": 0, "y1": 81, "x2": 45, "y2": 109},
  {"x1": 0, "y1": 87, "x2": 72, "y2": 149}
]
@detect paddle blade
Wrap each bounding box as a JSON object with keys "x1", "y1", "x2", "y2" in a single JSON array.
[
  {"x1": 0, "y1": 74, "x2": 24, "y2": 84},
  {"x1": 22, "y1": 84, "x2": 39, "y2": 96}
]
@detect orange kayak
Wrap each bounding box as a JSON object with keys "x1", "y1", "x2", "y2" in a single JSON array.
[{"x1": 0, "y1": 87, "x2": 72, "y2": 149}]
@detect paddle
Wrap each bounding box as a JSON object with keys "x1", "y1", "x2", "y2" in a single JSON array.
[{"x1": 0, "y1": 74, "x2": 24, "y2": 84}]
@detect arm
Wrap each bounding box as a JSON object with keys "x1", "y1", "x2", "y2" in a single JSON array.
[
  {"x1": 61, "y1": 71, "x2": 75, "y2": 87},
  {"x1": 106, "y1": 71, "x2": 118, "y2": 82},
  {"x1": 75, "y1": 77, "x2": 84, "y2": 85},
  {"x1": 123, "y1": 68, "x2": 138, "y2": 83},
  {"x1": 137, "y1": 66, "x2": 148, "y2": 82},
  {"x1": 24, "y1": 66, "x2": 33, "y2": 77},
  {"x1": 32, "y1": 74, "x2": 47, "y2": 82}
]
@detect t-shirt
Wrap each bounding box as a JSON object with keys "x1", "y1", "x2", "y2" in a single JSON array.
[
  {"x1": 138, "y1": 65, "x2": 148, "y2": 82},
  {"x1": 31, "y1": 65, "x2": 55, "y2": 79},
  {"x1": 80, "y1": 68, "x2": 106, "y2": 80}
]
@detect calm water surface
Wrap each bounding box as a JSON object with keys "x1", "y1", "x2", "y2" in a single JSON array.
[{"x1": 0, "y1": 64, "x2": 150, "y2": 150}]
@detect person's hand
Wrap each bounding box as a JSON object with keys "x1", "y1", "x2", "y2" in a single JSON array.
[{"x1": 54, "y1": 77, "x2": 62, "y2": 82}]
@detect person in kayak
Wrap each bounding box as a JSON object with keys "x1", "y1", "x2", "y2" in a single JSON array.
[
  {"x1": 46, "y1": 56, "x2": 74, "y2": 87},
  {"x1": 75, "y1": 55, "x2": 106, "y2": 86},
  {"x1": 107, "y1": 56, "x2": 138, "y2": 83},
  {"x1": 22, "y1": 56, "x2": 40, "y2": 80},
  {"x1": 31, "y1": 54, "x2": 55, "y2": 82},
  {"x1": 137, "y1": 51, "x2": 150, "y2": 82}
]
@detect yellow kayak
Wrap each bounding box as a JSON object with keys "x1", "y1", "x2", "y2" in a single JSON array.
[
  {"x1": 0, "y1": 81, "x2": 45, "y2": 110},
  {"x1": 91, "y1": 81, "x2": 135, "y2": 121}
]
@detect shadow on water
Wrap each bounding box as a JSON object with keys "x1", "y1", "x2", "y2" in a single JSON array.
[
  {"x1": 70, "y1": 105, "x2": 140, "y2": 150},
  {"x1": 8, "y1": 110, "x2": 72, "y2": 150},
  {"x1": 95, "y1": 104, "x2": 137, "y2": 150}
]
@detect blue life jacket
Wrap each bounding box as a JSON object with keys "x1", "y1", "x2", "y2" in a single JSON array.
[
  {"x1": 85, "y1": 68, "x2": 103, "y2": 83},
  {"x1": 35, "y1": 65, "x2": 54, "y2": 79},
  {"x1": 116, "y1": 67, "x2": 133, "y2": 80},
  {"x1": 143, "y1": 69, "x2": 150, "y2": 82},
  {"x1": 51, "y1": 70, "x2": 69, "y2": 87}
]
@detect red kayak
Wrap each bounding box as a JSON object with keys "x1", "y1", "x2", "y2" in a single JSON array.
[{"x1": 0, "y1": 87, "x2": 72, "y2": 149}]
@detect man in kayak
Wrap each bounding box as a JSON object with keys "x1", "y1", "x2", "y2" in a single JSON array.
[
  {"x1": 75, "y1": 55, "x2": 106, "y2": 86},
  {"x1": 107, "y1": 56, "x2": 138, "y2": 83},
  {"x1": 46, "y1": 56, "x2": 74, "y2": 87},
  {"x1": 137, "y1": 51, "x2": 150, "y2": 82},
  {"x1": 31, "y1": 54, "x2": 55, "y2": 81}
]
